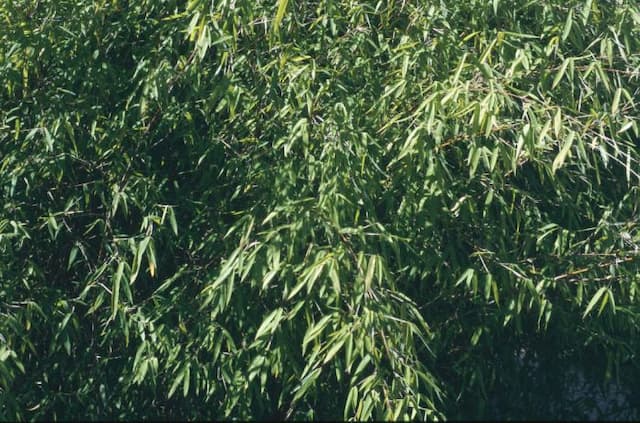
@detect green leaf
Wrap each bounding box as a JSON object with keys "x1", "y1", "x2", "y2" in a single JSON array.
[
  {"x1": 552, "y1": 130, "x2": 575, "y2": 173},
  {"x1": 168, "y1": 364, "x2": 189, "y2": 398},
  {"x1": 611, "y1": 88, "x2": 621, "y2": 116},
  {"x1": 582, "y1": 0, "x2": 593, "y2": 25},
  {"x1": 293, "y1": 367, "x2": 321, "y2": 403},
  {"x1": 396, "y1": 125, "x2": 423, "y2": 162},
  {"x1": 345, "y1": 385, "x2": 359, "y2": 419},
  {"x1": 583, "y1": 286, "x2": 608, "y2": 318},
  {"x1": 618, "y1": 120, "x2": 634, "y2": 134},
  {"x1": 554, "y1": 108, "x2": 562, "y2": 138},
  {"x1": 364, "y1": 255, "x2": 376, "y2": 291},
  {"x1": 288, "y1": 255, "x2": 327, "y2": 300},
  {"x1": 484, "y1": 273, "x2": 493, "y2": 301},
  {"x1": 254, "y1": 308, "x2": 284, "y2": 342},
  {"x1": 67, "y1": 245, "x2": 79, "y2": 270},
  {"x1": 552, "y1": 58, "x2": 570, "y2": 89},
  {"x1": 168, "y1": 207, "x2": 178, "y2": 235},
  {"x1": 469, "y1": 145, "x2": 482, "y2": 177},
  {"x1": 130, "y1": 237, "x2": 151, "y2": 284},
  {"x1": 477, "y1": 61, "x2": 493, "y2": 80},
  {"x1": 273, "y1": 0, "x2": 289, "y2": 34},
  {"x1": 323, "y1": 338, "x2": 346, "y2": 365},
  {"x1": 456, "y1": 268, "x2": 476, "y2": 287},
  {"x1": 183, "y1": 365, "x2": 191, "y2": 397},
  {"x1": 303, "y1": 314, "x2": 333, "y2": 355},
  {"x1": 111, "y1": 262, "x2": 124, "y2": 320},
  {"x1": 562, "y1": 9, "x2": 573, "y2": 41}
]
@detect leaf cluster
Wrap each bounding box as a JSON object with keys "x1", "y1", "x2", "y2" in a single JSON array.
[{"x1": 1, "y1": 0, "x2": 640, "y2": 420}]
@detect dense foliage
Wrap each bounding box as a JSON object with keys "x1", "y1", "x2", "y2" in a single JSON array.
[{"x1": 2, "y1": 0, "x2": 640, "y2": 420}]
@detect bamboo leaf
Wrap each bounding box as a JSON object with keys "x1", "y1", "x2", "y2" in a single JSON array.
[
  {"x1": 67, "y1": 245, "x2": 79, "y2": 270},
  {"x1": 364, "y1": 255, "x2": 376, "y2": 291},
  {"x1": 303, "y1": 314, "x2": 333, "y2": 355},
  {"x1": 554, "y1": 108, "x2": 562, "y2": 138},
  {"x1": 583, "y1": 286, "x2": 608, "y2": 318},
  {"x1": 273, "y1": 0, "x2": 289, "y2": 34},
  {"x1": 168, "y1": 207, "x2": 178, "y2": 235},
  {"x1": 111, "y1": 262, "x2": 124, "y2": 320},
  {"x1": 552, "y1": 130, "x2": 575, "y2": 173},
  {"x1": 552, "y1": 58, "x2": 570, "y2": 89},
  {"x1": 562, "y1": 9, "x2": 573, "y2": 41},
  {"x1": 254, "y1": 308, "x2": 284, "y2": 342},
  {"x1": 323, "y1": 338, "x2": 346, "y2": 365},
  {"x1": 611, "y1": 88, "x2": 621, "y2": 116}
]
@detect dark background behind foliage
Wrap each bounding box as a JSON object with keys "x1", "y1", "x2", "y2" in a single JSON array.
[{"x1": 1, "y1": 0, "x2": 640, "y2": 420}]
